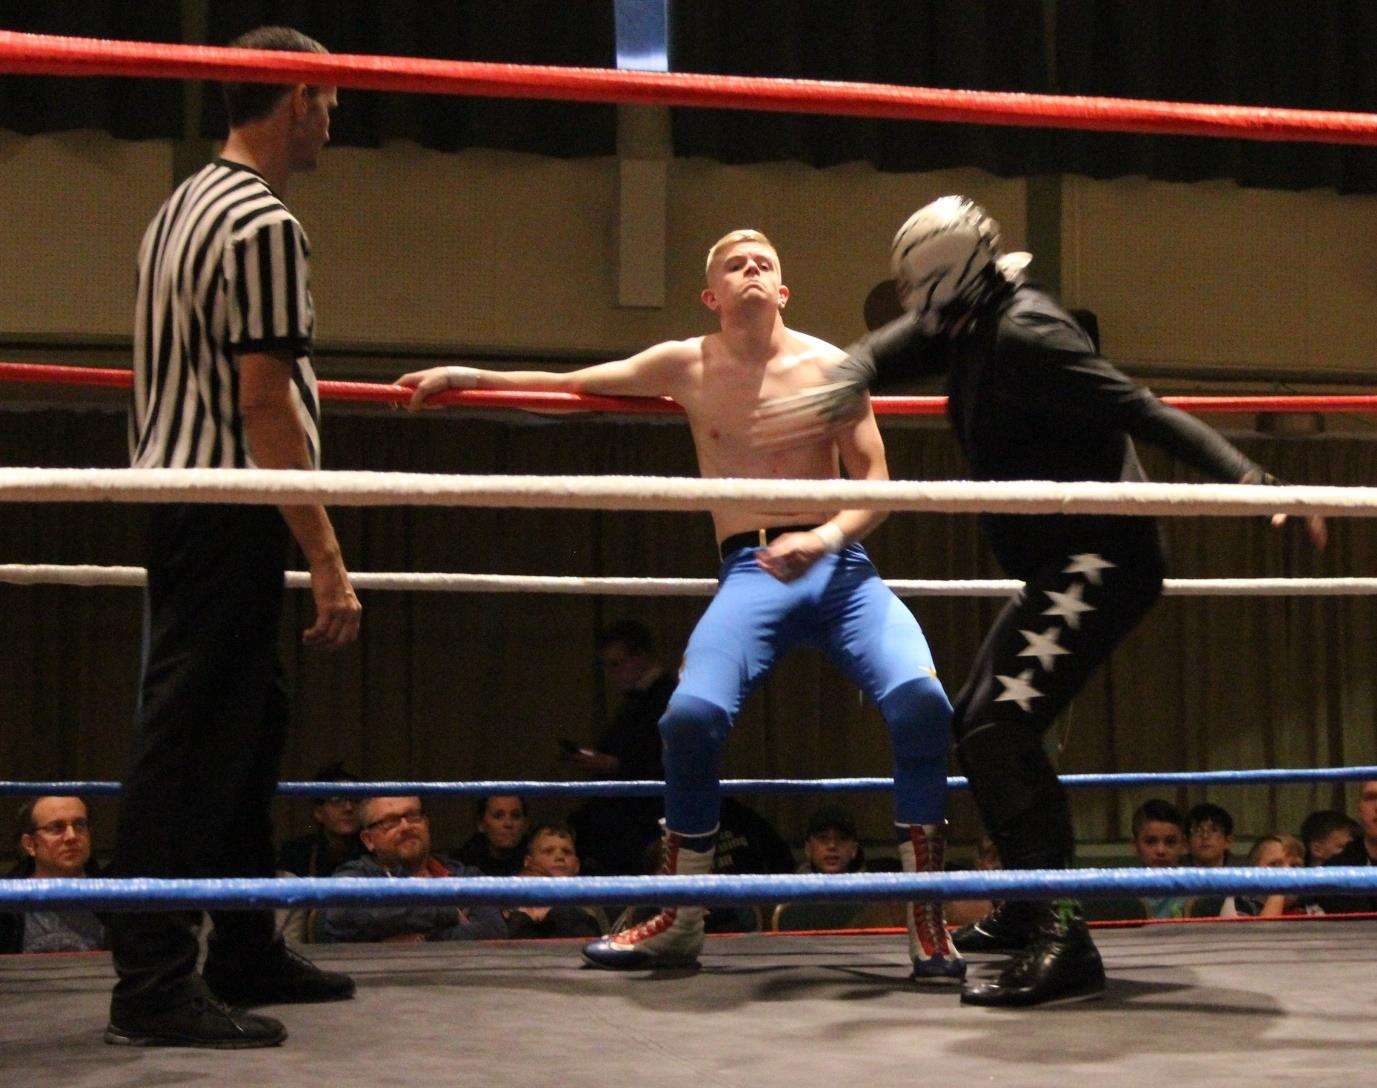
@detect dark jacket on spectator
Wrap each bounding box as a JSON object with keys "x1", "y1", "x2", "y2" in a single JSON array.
[
  {"x1": 278, "y1": 829, "x2": 363, "y2": 877},
  {"x1": 505, "y1": 905, "x2": 604, "y2": 940},
  {"x1": 1317, "y1": 837, "x2": 1377, "y2": 915},
  {"x1": 569, "y1": 671, "x2": 676, "y2": 877},
  {"x1": 317, "y1": 854, "x2": 506, "y2": 943},
  {"x1": 453, "y1": 834, "x2": 527, "y2": 877}
]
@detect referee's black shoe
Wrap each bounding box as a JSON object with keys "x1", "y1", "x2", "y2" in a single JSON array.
[
  {"x1": 203, "y1": 942, "x2": 355, "y2": 1008},
  {"x1": 106, "y1": 982, "x2": 286, "y2": 1049},
  {"x1": 959, "y1": 905, "x2": 1104, "y2": 1008},
  {"x1": 952, "y1": 903, "x2": 1034, "y2": 955}
]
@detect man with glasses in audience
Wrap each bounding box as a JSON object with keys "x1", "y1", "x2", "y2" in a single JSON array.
[
  {"x1": 318, "y1": 796, "x2": 505, "y2": 943},
  {"x1": 1186, "y1": 802, "x2": 1236, "y2": 868},
  {"x1": 278, "y1": 762, "x2": 365, "y2": 878},
  {"x1": 1, "y1": 796, "x2": 106, "y2": 953}
]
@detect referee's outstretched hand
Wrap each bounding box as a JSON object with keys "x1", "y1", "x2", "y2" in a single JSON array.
[{"x1": 305, "y1": 557, "x2": 362, "y2": 648}]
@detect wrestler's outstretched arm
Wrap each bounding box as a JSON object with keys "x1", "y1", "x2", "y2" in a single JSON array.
[
  {"x1": 396, "y1": 340, "x2": 696, "y2": 409},
  {"x1": 752, "y1": 313, "x2": 940, "y2": 449}
]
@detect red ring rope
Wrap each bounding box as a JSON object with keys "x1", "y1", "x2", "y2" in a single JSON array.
[
  {"x1": 4, "y1": 30, "x2": 1377, "y2": 145},
  {"x1": 3, "y1": 361, "x2": 1375, "y2": 417}
]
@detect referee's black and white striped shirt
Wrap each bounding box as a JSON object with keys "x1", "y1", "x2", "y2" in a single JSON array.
[{"x1": 130, "y1": 158, "x2": 320, "y2": 470}]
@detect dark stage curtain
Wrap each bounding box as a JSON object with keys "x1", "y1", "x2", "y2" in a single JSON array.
[
  {"x1": 0, "y1": 4, "x2": 184, "y2": 139},
  {"x1": 669, "y1": 0, "x2": 1058, "y2": 176},
  {"x1": 198, "y1": 1, "x2": 617, "y2": 156},
  {"x1": 3, "y1": 406, "x2": 1373, "y2": 853},
  {"x1": 10, "y1": 3, "x2": 1377, "y2": 195},
  {"x1": 1052, "y1": 0, "x2": 1377, "y2": 194}
]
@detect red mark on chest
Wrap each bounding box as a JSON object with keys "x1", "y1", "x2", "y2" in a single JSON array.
[{"x1": 709, "y1": 428, "x2": 721, "y2": 440}]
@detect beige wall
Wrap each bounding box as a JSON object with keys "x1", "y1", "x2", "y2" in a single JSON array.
[
  {"x1": 0, "y1": 130, "x2": 173, "y2": 339},
  {"x1": 0, "y1": 129, "x2": 1021, "y2": 358},
  {"x1": 1062, "y1": 173, "x2": 1377, "y2": 375},
  {"x1": 6, "y1": 128, "x2": 1377, "y2": 380}
]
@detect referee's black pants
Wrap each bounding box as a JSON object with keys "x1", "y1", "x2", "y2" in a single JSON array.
[
  {"x1": 952, "y1": 535, "x2": 1166, "y2": 875},
  {"x1": 108, "y1": 504, "x2": 291, "y2": 1013}
]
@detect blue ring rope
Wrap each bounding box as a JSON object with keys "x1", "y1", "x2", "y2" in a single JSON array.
[
  {"x1": 1, "y1": 867, "x2": 1373, "y2": 911},
  {"x1": 3, "y1": 765, "x2": 1374, "y2": 798}
]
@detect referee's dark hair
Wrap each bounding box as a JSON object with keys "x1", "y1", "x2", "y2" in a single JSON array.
[{"x1": 222, "y1": 26, "x2": 328, "y2": 127}]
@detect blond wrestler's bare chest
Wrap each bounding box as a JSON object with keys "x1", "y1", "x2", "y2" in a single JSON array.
[{"x1": 673, "y1": 333, "x2": 846, "y2": 538}]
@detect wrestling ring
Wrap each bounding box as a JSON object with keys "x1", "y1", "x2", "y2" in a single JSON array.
[{"x1": 1, "y1": 25, "x2": 1376, "y2": 1088}]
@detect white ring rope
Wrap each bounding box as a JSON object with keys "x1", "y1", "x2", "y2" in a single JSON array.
[
  {"x1": 4, "y1": 565, "x2": 1376, "y2": 598},
  {"x1": 0, "y1": 467, "x2": 1375, "y2": 516}
]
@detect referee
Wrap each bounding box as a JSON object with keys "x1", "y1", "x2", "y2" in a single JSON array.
[{"x1": 106, "y1": 27, "x2": 360, "y2": 1049}]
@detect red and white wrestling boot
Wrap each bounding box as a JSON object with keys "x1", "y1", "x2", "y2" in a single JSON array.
[
  {"x1": 581, "y1": 825, "x2": 714, "y2": 970},
  {"x1": 899, "y1": 822, "x2": 966, "y2": 984}
]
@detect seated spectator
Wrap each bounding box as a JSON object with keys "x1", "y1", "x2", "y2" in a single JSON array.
[
  {"x1": 1187, "y1": 802, "x2": 1236, "y2": 867},
  {"x1": 0, "y1": 796, "x2": 106, "y2": 953},
  {"x1": 278, "y1": 762, "x2": 365, "y2": 877},
  {"x1": 455, "y1": 795, "x2": 530, "y2": 876},
  {"x1": 318, "y1": 795, "x2": 505, "y2": 944},
  {"x1": 504, "y1": 825, "x2": 606, "y2": 939},
  {"x1": 799, "y1": 805, "x2": 865, "y2": 874},
  {"x1": 1218, "y1": 834, "x2": 1312, "y2": 918},
  {"x1": 1086, "y1": 799, "x2": 1188, "y2": 922},
  {"x1": 1316, "y1": 779, "x2": 1377, "y2": 915},
  {"x1": 568, "y1": 621, "x2": 673, "y2": 875},
  {"x1": 774, "y1": 806, "x2": 868, "y2": 931},
  {"x1": 1299, "y1": 809, "x2": 1361, "y2": 866}
]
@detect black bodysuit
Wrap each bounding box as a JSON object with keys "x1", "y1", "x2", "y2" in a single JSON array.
[{"x1": 850, "y1": 283, "x2": 1263, "y2": 871}]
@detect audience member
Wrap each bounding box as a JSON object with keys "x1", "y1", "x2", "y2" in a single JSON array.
[
  {"x1": 773, "y1": 806, "x2": 870, "y2": 931},
  {"x1": 318, "y1": 796, "x2": 505, "y2": 943},
  {"x1": 1316, "y1": 779, "x2": 1377, "y2": 915},
  {"x1": 1, "y1": 797, "x2": 107, "y2": 953},
  {"x1": 1221, "y1": 834, "x2": 1311, "y2": 918},
  {"x1": 1187, "y1": 802, "x2": 1236, "y2": 867},
  {"x1": 504, "y1": 825, "x2": 606, "y2": 939},
  {"x1": 568, "y1": 621, "x2": 674, "y2": 875},
  {"x1": 1299, "y1": 809, "x2": 1360, "y2": 866},
  {"x1": 278, "y1": 762, "x2": 364, "y2": 877},
  {"x1": 799, "y1": 805, "x2": 865, "y2": 875},
  {"x1": 1085, "y1": 799, "x2": 1189, "y2": 922},
  {"x1": 454, "y1": 795, "x2": 530, "y2": 876}
]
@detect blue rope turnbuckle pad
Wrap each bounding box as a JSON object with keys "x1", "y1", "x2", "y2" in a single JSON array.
[
  {"x1": 2, "y1": 866, "x2": 1374, "y2": 912},
  {"x1": 2, "y1": 765, "x2": 1375, "y2": 799}
]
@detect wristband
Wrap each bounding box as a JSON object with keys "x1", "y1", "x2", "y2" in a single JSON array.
[
  {"x1": 446, "y1": 366, "x2": 480, "y2": 391},
  {"x1": 812, "y1": 522, "x2": 846, "y2": 554}
]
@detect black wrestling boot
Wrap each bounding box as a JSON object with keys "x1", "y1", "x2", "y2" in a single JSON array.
[
  {"x1": 106, "y1": 979, "x2": 286, "y2": 1049},
  {"x1": 951, "y1": 902, "x2": 1035, "y2": 955},
  {"x1": 203, "y1": 942, "x2": 355, "y2": 1008},
  {"x1": 959, "y1": 902, "x2": 1104, "y2": 1008}
]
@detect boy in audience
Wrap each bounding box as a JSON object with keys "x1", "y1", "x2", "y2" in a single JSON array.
[
  {"x1": 505, "y1": 825, "x2": 606, "y2": 939},
  {"x1": 1086, "y1": 799, "x2": 1189, "y2": 921},
  {"x1": 1187, "y1": 802, "x2": 1236, "y2": 867},
  {"x1": 1316, "y1": 780, "x2": 1377, "y2": 914},
  {"x1": 1299, "y1": 809, "x2": 1360, "y2": 866},
  {"x1": 1225, "y1": 834, "x2": 1311, "y2": 918}
]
